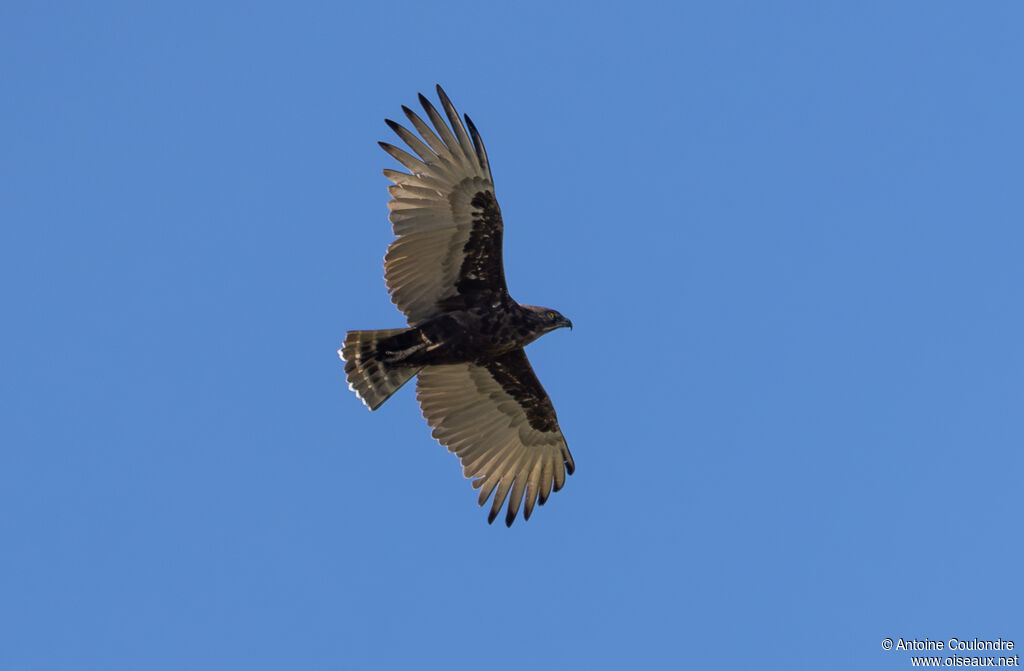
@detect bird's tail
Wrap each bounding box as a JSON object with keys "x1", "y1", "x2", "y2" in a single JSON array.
[{"x1": 339, "y1": 329, "x2": 422, "y2": 410}]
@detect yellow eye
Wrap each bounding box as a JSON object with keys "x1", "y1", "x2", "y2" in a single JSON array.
[{"x1": 547, "y1": 311, "x2": 555, "y2": 320}]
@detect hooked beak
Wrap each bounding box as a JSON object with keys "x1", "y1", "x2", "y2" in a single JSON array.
[{"x1": 561, "y1": 317, "x2": 574, "y2": 331}]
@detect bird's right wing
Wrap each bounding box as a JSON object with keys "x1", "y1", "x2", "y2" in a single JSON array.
[
  {"x1": 380, "y1": 86, "x2": 508, "y2": 326},
  {"x1": 416, "y1": 349, "x2": 575, "y2": 526}
]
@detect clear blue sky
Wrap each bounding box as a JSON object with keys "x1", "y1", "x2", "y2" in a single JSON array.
[{"x1": 2, "y1": 2, "x2": 1021, "y2": 669}]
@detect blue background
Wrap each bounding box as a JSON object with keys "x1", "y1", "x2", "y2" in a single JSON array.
[{"x1": 2, "y1": 2, "x2": 1021, "y2": 669}]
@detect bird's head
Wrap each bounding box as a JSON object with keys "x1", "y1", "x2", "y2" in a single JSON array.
[{"x1": 523, "y1": 305, "x2": 573, "y2": 334}]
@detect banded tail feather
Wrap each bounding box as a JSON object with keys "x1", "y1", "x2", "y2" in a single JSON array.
[{"x1": 339, "y1": 329, "x2": 422, "y2": 410}]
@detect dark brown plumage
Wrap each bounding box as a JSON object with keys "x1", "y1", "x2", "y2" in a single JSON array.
[{"x1": 339, "y1": 86, "x2": 574, "y2": 526}]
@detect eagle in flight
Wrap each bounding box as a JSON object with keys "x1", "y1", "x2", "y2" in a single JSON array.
[{"x1": 339, "y1": 86, "x2": 575, "y2": 527}]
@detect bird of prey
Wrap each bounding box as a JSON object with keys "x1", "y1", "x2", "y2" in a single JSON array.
[{"x1": 339, "y1": 86, "x2": 575, "y2": 527}]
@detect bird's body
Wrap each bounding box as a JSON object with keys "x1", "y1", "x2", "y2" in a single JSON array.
[
  {"x1": 392, "y1": 302, "x2": 567, "y2": 363},
  {"x1": 340, "y1": 86, "x2": 574, "y2": 526}
]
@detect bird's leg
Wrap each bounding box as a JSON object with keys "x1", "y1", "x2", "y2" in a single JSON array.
[
  {"x1": 381, "y1": 328, "x2": 439, "y2": 363},
  {"x1": 421, "y1": 331, "x2": 443, "y2": 352}
]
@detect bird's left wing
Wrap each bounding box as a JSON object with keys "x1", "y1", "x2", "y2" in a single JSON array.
[
  {"x1": 380, "y1": 86, "x2": 507, "y2": 326},
  {"x1": 416, "y1": 349, "x2": 575, "y2": 526}
]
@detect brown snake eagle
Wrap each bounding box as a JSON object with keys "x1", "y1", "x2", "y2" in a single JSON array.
[{"x1": 339, "y1": 86, "x2": 574, "y2": 527}]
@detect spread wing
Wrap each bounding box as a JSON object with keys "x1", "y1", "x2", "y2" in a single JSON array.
[
  {"x1": 380, "y1": 85, "x2": 507, "y2": 327},
  {"x1": 416, "y1": 349, "x2": 575, "y2": 526}
]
